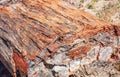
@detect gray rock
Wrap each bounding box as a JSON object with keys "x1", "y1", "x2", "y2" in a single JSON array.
[{"x1": 52, "y1": 66, "x2": 68, "y2": 77}]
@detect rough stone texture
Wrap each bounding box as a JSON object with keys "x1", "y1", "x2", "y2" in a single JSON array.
[
  {"x1": 0, "y1": 0, "x2": 120, "y2": 77},
  {"x1": 64, "y1": 0, "x2": 120, "y2": 25}
]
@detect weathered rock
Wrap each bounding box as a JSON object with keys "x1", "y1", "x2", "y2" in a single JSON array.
[{"x1": 0, "y1": 0, "x2": 120, "y2": 77}]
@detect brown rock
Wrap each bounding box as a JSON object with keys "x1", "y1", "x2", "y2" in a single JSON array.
[{"x1": 0, "y1": 0, "x2": 120, "y2": 77}]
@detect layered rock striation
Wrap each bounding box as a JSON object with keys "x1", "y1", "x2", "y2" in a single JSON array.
[{"x1": 0, "y1": 0, "x2": 120, "y2": 77}]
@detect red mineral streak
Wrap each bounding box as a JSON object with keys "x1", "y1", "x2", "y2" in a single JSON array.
[
  {"x1": 12, "y1": 52, "x2": 28, "y2": 74},
  {"x1": 0, "y1": 0, "x2": 120, "y2": 77},
  {"x1": 68, "y1": 46, "x2": 91, "y2": 58},
  {"x1": 0, "y1": 0, "x2": 120, "y2": 62}
]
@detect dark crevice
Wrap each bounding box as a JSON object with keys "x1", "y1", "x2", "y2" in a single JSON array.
[
  {"x1": 83, "y1": 65, "x2": 89, "y2": 75},
  {"x1": 0, "y1": 27, "x2": 8, "y2": 33},
  {"x1": 89, "y1": 38, "x2": 105, "y2": 47},
  {"x1": 16, "y1": 70, "x2": 28, "y2": 77},
  {"x1": 41, "y1": 32, "x2": 52, "y2": 38},
  {"x1": 36, "y1": 56, "x2": 45, "y2": 62},
  {"x1": 69, "y1": 74, "x2": 77, "y2": 77},
  {"x1": 113, "y1": 26, "x2": 119, "y2": 46},
  {"x1": 59, "y1": 44, "x2": 78, "y2": 52},
  {"x1": 43, "y1": 62, "x2": 55, "y2": 69},
  {"x1": 47, "y1": 48, "x2": 52, "y2": 53},
  {"x1": 0, "y1": 17, "x2": 9, "y2": 27},
  {"x1": 114, "y1": 26, "x2": 118, "y2": 36},
  {"x1": 43, "y1": 61, "x2": 67, "y2": 69},
  {"x1": 52, "y1": 71, "x2": 59, "y2": 77},
  {"x1": 0, "y1": 37, "x2": 12, "y2": 49}
]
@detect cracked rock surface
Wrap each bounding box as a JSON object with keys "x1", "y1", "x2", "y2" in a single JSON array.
[{"x1": 0, "y1": 0, "x2": 120, "y2": 77}]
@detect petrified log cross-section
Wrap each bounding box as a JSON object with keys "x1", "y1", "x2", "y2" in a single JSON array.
[{"x1": 0, "y1": 0, "x2": 120, "y2": 77}]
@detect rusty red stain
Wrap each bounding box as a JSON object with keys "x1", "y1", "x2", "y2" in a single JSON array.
[
  {"x1": 68, "y1": 46, "x2": 91, "y2": 58},
  {"x1": 12, "y1": 52, "x2": 28, "y2": 74},
  {"x1": 0, "y1": 0, "x2": 119, "y2": 66}
]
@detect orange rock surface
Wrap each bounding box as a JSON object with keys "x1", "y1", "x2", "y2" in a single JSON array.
[{"x1": 0, "y1": 0, "x2": 120, "y2": 76}]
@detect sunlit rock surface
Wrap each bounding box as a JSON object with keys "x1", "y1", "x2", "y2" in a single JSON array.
[
  {"x1": 64, "y1": 0, "x2": 120, "y2": 25},
  {"x1": 0, "y1": 0, "x2": 120, "y2": 77}
]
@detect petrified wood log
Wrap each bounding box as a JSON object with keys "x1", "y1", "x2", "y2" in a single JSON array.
[{"x1": 0, "y1": 0, "x2": 120, "y2": 77}]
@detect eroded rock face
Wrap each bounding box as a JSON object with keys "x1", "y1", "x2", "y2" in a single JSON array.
[{"x1": 0, "y1": 0, "x2": 120, "y2": 77}]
